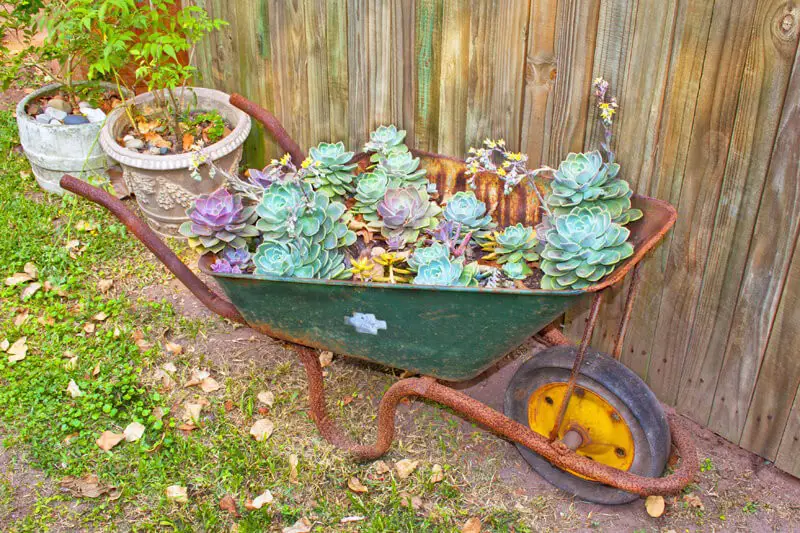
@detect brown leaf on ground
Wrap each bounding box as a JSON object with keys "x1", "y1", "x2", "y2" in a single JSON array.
[
  {"x1": 245, "y1": 489, "x2": 274, "y2": 510},
  {"x1": 430, "y1": 464, "x2": 444, "y2": 483},
  {"x1": 21, "y1": 282, "x2": 42, "y2": 300},
  {"x1": 96, "y1": 430, "x2": 125, "y2": 451},
  {"x1": 219, "y1": 494, "x2": 239, "y2": 516},
  {"x1": 165, "y1": 485, "x2": 188, "y2": 503},
  {"x1": 250, "y1": 418, "x2": 274, "y2": 441},
  {"x1": 282, "y1": 517, "x2": 312, "y2": 533},
  {"x1": 340, "y1": 516, "x2": 365, "y2": 524},
  {"x1": 98, "y1": 279, "x2": 114, "y2": 293},
  {"x1": 67, "y1": 379, "x2": 82, "y2": 398},
  {"x1": 395, "y1": 459, "x2": 419, "y2": 479},
  {"x1": 462, "y1": 517, "x2": 481, "y2": 533},
  {"x1": 399, "y1": 492, "x2": 423, "y2": 510},
  {"x1": 14, "y1": 311, "x2": 29, "y2": 327},
  {"x1": 373, "y1": 460, "x2": 391, "y2": 475},
  {"x1": 319, "y1": 350, "x2": 333, "y2": 367},
  {"x1": 7, "y1": 337, "x2": 28, "y2": 362},
  {"x1": 257, "y1": 391, "x2": 275, "y2": 407},
  {"x1": 59, "y1": 474, "x2": 116, "y2": 498},
  {"x1": 5, "y1": 272, "x2": 33, "y2": 286},
  {"x1": 24, "y1": 262, "x2": 38, "y2": 278},
  {"x1": 83, "y1": 322, "x2": 96, "y2": 334},
  {"x1": 199, "y1": 376, "x2": 221, "y2": 393},
  {"x1": 348, "y1": 477, "x2": 368, "y2": 493},
  {"x1": 182, "y1": 133, "x2": 195, "y2": 151},
  {"x1": 183, "y1": 402, "x2": 204, "y2": 424},
  {"x1": 683, "y1": 493, "x2": 704, "y2": 510},
  {"x1": 92, "y1": 311, "x2": 108, "y2": 322},
  {"x1": 289, "y1": 453, "x2": 299, "y2": 483},
  {"x1": 123, "y1": 422, "x2": 145, "y2": 442},
  {"x1": 164, "y1": 341, "x2": 183, "y2": 355},
  {"x1": 645, "y1": 495, "x2": 665, "y2": 517},
  {"x1": 0, "y1": 339, "x2": 9, "y2": 352}
]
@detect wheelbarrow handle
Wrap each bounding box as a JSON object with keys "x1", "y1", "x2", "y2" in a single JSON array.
[
  {"x1": 59, "y1": 174, "x2": 247, "y2": 325},
  {"x1": 229, "y1": 93, "x2": 306, "y2": 165}
]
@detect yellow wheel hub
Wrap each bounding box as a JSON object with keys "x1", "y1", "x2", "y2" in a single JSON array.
[{"x1": 527, "y1": 382, "x2": 635, "y2": 478}]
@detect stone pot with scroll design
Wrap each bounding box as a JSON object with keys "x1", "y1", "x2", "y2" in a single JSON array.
[{"x1": 99, "y1": 87, "x2": 251, "y2": 238}]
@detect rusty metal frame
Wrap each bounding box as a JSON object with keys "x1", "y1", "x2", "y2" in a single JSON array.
[{"x1": 57, "y1": 93, "x2": 698, "y2": 498}]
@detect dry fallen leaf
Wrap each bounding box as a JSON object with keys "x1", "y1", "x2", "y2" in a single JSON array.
[
  {"x1": 5, "y1": 272, "x2": 33, "y2": 286},
  {"x1": 96, "y1": 431, "x2": 125, "y2": 451},
  {"x1": 645, "y1": 495, "x2": 665, "y2": 517},
  {"x1": 319, "y1": 350, "x2": 334, "y2": 368},
  {"x1": 257, "y1": 391, "x2": 274, "y2": 407},
  {"x1": 83, "y1": 322, "x2": 96, "y2": 334},
  {"x1": 185, "y1": 369, "x2": 209, "y2": 386},
  {"x1": 123, "y1": 422, "x2": 145, "y2": 442},
  {"x1": 395, "y1": 459, "x2": 419, "y2": 479},
  {"x1": 21, "y1": 282, "x2": 42, "y2": 300},
  {"x1": 289, "y1": 453, "x2": 299, "y2": 483},
  {"x1": 250, "y1": 418, "x2": 274, "y2": 441},
  {"x1": 282, "y1": 517, "x2": 312, "y2": 533},
  {"x1": 92, "y1": 311, "x2": 108, "y2": 322},
  {"x1": 14, "y1": 311, "x2": 29, "y2": 327},
  {"x1": 23, "y1": 262, "x2": 38, "y2": 279},
  {"x1": 683, "y1": 493, "x2": 704, "y2": 511},
  {"x1": 163, "y1": 362, "x2": 177, "y2": 373},
  {"x1": 98, "y1": 279, "x2": 114, "y2": 293},
  {"x1": 219, "y1": 494, "x2": 239, "y2": 516},
  {"x1": 340, "y1": 516, "x2": 365, "y2": 524},
  {"x1": 245, "y1": 489, "x2": 274, "y2": 510},
  {"x1": 67, "y1": 379, "x2": 83, "y2": 398},
  {"x1": 166, "y1": 485, "x2": 188, "y2": 503},
  {"x1": 0, "y1": 339, "x2": 9, "y2": 352},
  {"x1": 59, "y1": 474, "x2": 116, "y2": 498},
  {"x1": 399, "y1": 492, "x2": 423, "y2": 510},
  {"x1": 7, "y1": 337, "x2": 28, "y2": 362},
  {"x1": 373, "y1": 460, "x2": 391, "y2": 475},
  {"x1": 348, "y1": 477, "x2": 368, "y2": 493},
  {"x1": 199, "y1": 376, "x2": 221, "y2": 393},
  {"x1": 430, "y1": 464, "x2": 444, "y2": 483},
  {"x1": 184, "y1": 402, "x2": 204, "y2": 424},
  {"x1": 462, "y1": 517, "x2": 482, "y2": 533},
  {"x1": 165, "y1": 341, "x2": 183, "y2": 355},
  {"x1": 182, "y1": 133, "x2": 195, "y2": 151}
]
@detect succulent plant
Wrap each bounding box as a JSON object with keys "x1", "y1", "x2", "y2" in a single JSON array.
[
  {"x1": 412, "y1": 256, "x2": 478, "y2": 287},
  {"x1": 547, "y1": 150, "x2": 642, "y2": 225},
  {"x1": 248, "y1": 153, "x2": 296, "y2": 189},
  {"x1": 364, "y1": 124, "x2": 409, "y2": 162},
  {"x1": 179, "y1": 188, "x2": 259, "y2": 254},
  {"x1": 425, "y1": 219, "x2": 472, "y2": 257},
  {"x1": 442, "y1": 191, "x2": 495, "y2": 242},
  {"x1": 211, "y1": 247, "x2": 253, "y2": 274},
  {"x1": 302, "y1": 142, "x2": 358, "y2": 200},
  {"x1": 376, "y1": 187, "x2": 441, "y2": 247},
  {"x1": 484, "y1": 224, "x2": 540, "y2": 265},
  {"x1": 352, "y1": 167, "x2": 391, "y2": 222},
  {"x1": 502, "y1": 261, "x2": 532, "y2": 280},
  {"x1": 379, "y1": 151, "x2": 428, "y2": 189},
  {"x1": 407, "y1": 242, "x2": 450, "y2": 271},
  {"x1": 253, "y1": 180, "x2": 355, "y2": 280},
  {"x1": 253, "y1": 240, "x2": 350, "y2": 280},
  {"x1": 539, "y1": 206, "x2": 634, "y2": 290}
]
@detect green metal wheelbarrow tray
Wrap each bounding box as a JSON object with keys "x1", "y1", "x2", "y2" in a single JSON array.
[{"x1": 60, "y1": 94, "x2": 697, "y2": 504}]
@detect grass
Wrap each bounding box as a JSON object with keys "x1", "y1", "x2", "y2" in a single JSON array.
[{"x1": 0, "y1": 109, "x2": 534, "y2": 532}]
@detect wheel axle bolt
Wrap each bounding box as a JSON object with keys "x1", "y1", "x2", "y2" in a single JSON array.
[{"x1": 615, "y1": 447, "x2": 626, "y2": 457}]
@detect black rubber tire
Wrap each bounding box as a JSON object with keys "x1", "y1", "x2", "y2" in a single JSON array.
[{"x1": 505, "y1": 345, "x2": 670, "y2": 505}]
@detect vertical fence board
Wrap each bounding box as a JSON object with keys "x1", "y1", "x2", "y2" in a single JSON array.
[
  {"x1": 326, "y1": 0, "x2": 349, "y2": 144},
  {"x1": 413, "y1": 0, "x2": 443, "y2": 151},
  {"x1": 709, "y1": 26, "x2": 800, "y2": 443},
  {"x1": 437, "y1": 0, "x2": 470, "y2": 157},
  {"x1": 677, "y1": 1, "x2": 800, "y2": 427},
  {"x1": 304, "y1": 2, "x2": 332, "y2": 147}
]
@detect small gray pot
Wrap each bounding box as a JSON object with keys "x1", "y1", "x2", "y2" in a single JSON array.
[
  {"x1": 100, "y1": 87, "x2": 251, "y2": 238},
  {"x1": 16, "y1": 82, "x2": 122, "y2": 194}
]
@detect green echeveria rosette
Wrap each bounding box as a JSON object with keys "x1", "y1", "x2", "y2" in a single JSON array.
[
  {"x1": 179, "y1": 188, "x2": 259, "y2": 255},
  {"x1": 442, "y1": 191, "x2": 496, "y2": 243},
  {"x1": 412, "y1": 256, "x2": 479, "y2": 287},
  {"x1": 302, "y1": 141, "x2": 358, "y2": 200},
  {"x1": 490, "y1": 223, "x2": 539, "y2": 280},
  {"x1": 364, "y1": 125, "x2": 409, "y2": 162},
  {"x1": 539, "y1": 206, "x2": 634, "y2": 290},
  {"x1": 252, "y1": 240, "x2": 350, "y2": 280},
  {"x1": 378, "y1": 151, "x2": 428, "y2": 189},
  {"x1": 547, "y1": 150, "x2": 643, "y2": 225},
  {"x1": 376, "y1": 187, "x2": 441, "y2": 248},
  {"x1": 352, "y1": 167, "x2": 392, "y2": 229},
  {"x1": 407, "y1": 242, "x2": 450, "y2": 272}
]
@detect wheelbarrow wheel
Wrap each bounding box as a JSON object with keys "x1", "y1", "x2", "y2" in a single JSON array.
[{"x1": 505, "y1": 345, "x2": 670, "y2": 505}]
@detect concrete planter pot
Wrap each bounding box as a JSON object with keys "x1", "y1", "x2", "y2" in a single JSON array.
[
  {"x1": 100, "y1": 87, "x2": 251, "y2": 238},
  {"x1": 16, "y1": 82, "x2": 121, "y2": 194}
]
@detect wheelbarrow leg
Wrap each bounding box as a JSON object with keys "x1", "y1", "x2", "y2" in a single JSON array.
[{"x1": 613, "y1": 262, "x2": 643, "y2": 360}]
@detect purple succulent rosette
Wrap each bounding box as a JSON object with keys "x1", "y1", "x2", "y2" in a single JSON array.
[
  {"x1": 179, "y1": 188, "x2": 259, "y2": 254},
  {"x1": 210, "y1": 259, "x2": 242, "y2": 274}
]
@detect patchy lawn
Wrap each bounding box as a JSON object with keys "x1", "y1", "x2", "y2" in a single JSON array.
[{"x1": 1, "y1": 107, "x2": 800, "y2": 532}]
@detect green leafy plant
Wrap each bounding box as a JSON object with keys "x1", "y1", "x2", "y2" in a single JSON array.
[
  {"x1": 412, "y1": 256, "x2": 478, "y2": 287},
  {"x1": 407, "y1": 243, "x2": 450, "y2": 272},
  {"x1": 539, "y1": 206, "x2": 633, "y2": 290},
  {"x1": 379, "y1": 151, "x2": 428, "y2": 189},
  {"x1": 364, "y1": 124, "x2": 408, "y2": 162},
  {"x1": 482, "y1": 224, "x2": 539, "y2": 280},
  {"x1": 376, "y1": 187, "x2": 441, "y2": 248},
  {"x1": 302, "y1": 142, "x2": 358, "y2": 200}
]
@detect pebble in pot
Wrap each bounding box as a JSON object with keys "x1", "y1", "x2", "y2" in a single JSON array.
[
  {"x1": 35, "y1": 113, "x2": 52, "y2": 124},
  {"x1": 124, "y1": 137, "x2": 145, "y2": 151},
  {"x1": 84, "y1": 108, "x2": 107, "y2": 123},
  {"x1": 64, "y1": 114, "x2": 90, "y2": 125},
  {"x1": 47, "y1": 97, "x2": 72, "y2": 113},
  {"x1": 45, "y1": 107, "x2": 68, "y2": 121}
]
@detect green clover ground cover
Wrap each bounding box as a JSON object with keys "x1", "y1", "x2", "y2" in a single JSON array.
[{"x1": 0, "y1": 111, "x2": 531, "y2": 532}]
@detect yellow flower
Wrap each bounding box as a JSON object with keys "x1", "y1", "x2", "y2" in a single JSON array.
[
  {"x1": 301, "y1": 157, "x2": 312, "y2": 169},
  {"x1": 497, "y1": 168, "x2": 507, "y2": 176},
  {"x1": 279, "y1": 153, "x2": 291, "y2": 165}
]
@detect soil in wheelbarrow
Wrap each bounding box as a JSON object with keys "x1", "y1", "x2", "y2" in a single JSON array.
[{"x1": 130, "y1": 269, "x2": 800, "y2": 532}]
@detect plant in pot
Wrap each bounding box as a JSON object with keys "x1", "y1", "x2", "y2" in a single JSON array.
[
  {"x1": 0, "y1": 0, "x2": 131, "y2": 193},
  {"x1": 96, "y1": 0, "x2": 251, "y2": 238}
]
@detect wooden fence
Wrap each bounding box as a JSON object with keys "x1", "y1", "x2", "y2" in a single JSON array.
[{"x1": 191, "y1": 0, "x2": 800, "y2": 477}]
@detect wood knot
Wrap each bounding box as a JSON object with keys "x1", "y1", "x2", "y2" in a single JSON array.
[{"x1": 781, "y1": 13, "x2": 795, "y2": 33}]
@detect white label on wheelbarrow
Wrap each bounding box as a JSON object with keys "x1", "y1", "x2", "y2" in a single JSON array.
[{"x1": 345, "y1": 312, "x2": 387, "y2": 335}]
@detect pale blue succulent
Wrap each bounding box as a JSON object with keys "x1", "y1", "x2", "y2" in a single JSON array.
[
  {"x1": 540, "y1": 206, "x2": 634, "y2": 290},
  {"x1": 412, "y1": 256, "x2": 478, "y2": 287},
  {"x1": 253, "y1": 240, "x2": 304, "y2": 277},
  {"x1": 493, "y1": 224, "x2": 540, "y2": 264},
  {"x1": 302, "y1": 141, "x2": 358, "y2": 200},
  {"x1": 443, "y1": 191, "x2": 496, "y2": 242},
  {"x1": 379, "y1": 151, "x2": 428, "y2": 189},
  {"x1": 547, "y1": 150, "x2": 642, "y2": 225},
  {"x1": 352, "y1": 168, "x2": 391, "y2": 223},
  {"x1": 364, "y1": 124, "x2": 409, "y2": 161},
  {"x1": 407, "y1": 242, "x2": 450, "y2": 271},
  {"x1": 502, "y1": 261, "x2": 532, "y2": 280}
]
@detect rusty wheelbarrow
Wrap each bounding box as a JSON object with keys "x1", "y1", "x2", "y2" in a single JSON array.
[{"x1": 59, "y1": 94, "x2": 697, "y2": 505}]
